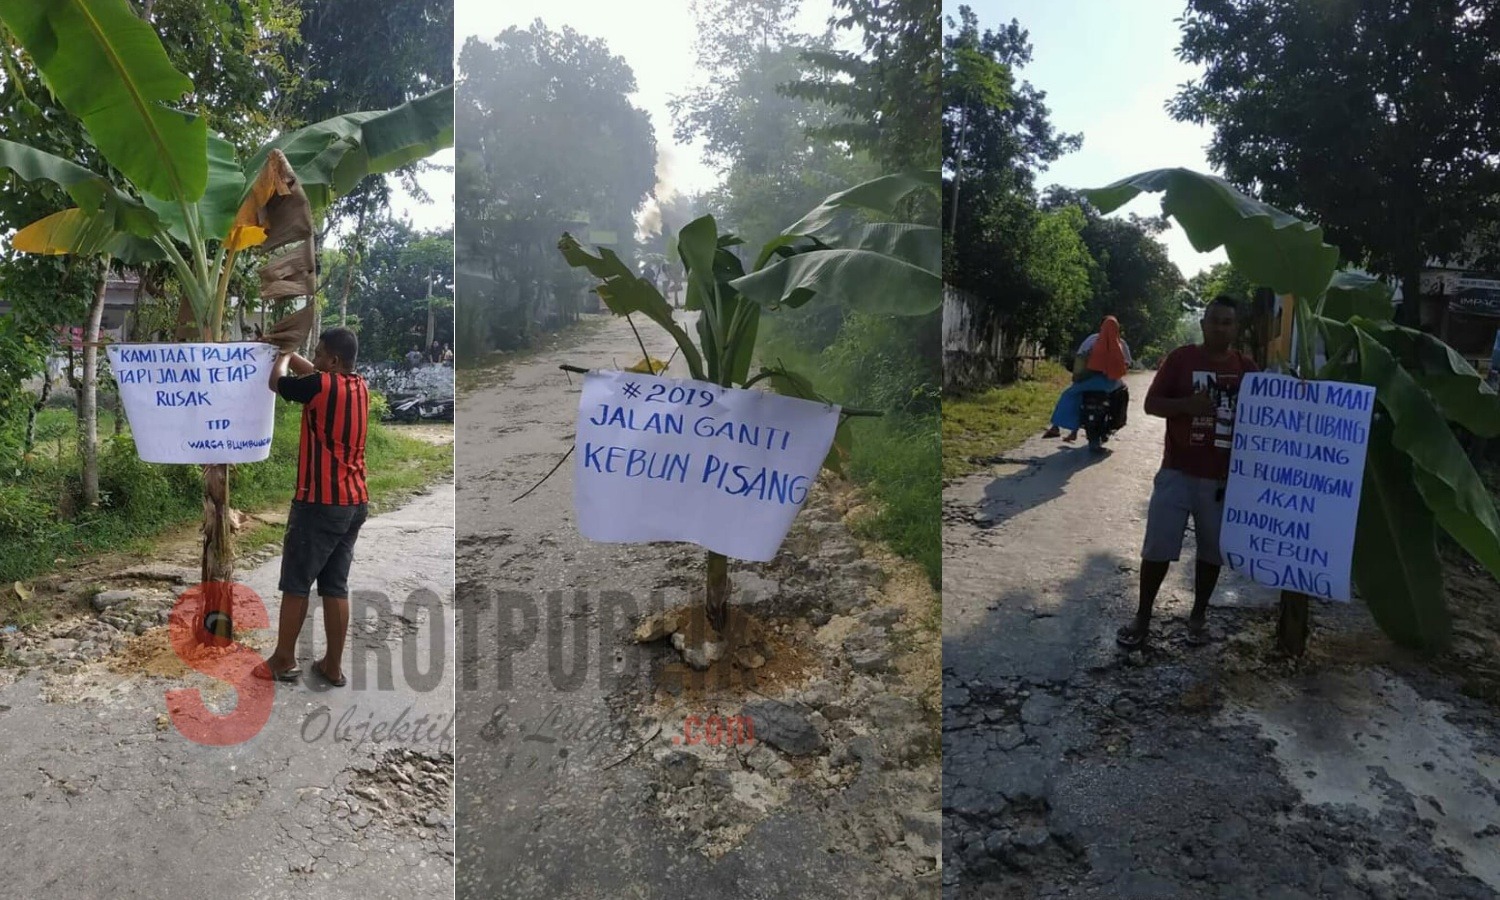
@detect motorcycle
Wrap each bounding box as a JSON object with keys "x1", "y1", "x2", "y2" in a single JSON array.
[
  {"x1": 1079, "y1": 385, "x2": 1129, "y2": 452},
  {"x1": 385, "y1": 392, "x2": 454, "y2": 423},
  {"x1": 418, "y1": 397, "x2": 454, "y2": 422}
]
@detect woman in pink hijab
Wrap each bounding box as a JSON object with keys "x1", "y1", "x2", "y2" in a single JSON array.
[{"x1": 1043, "y1": 316, "x2": 1132, "y2": 441}]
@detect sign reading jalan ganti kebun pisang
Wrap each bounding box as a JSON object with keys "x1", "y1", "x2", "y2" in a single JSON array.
[
  {"x1": 107, "y1": 342, "x2": 278, "y2": 464},
  {"x1": 573, "y1": 370, "x2": 841, "y2": 562}
]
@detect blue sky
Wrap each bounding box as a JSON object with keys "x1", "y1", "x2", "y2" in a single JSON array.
[{"x1": 951, "y1": 0, "x2": 1227, "y2": 275}]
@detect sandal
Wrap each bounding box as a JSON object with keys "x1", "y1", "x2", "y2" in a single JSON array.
[
  {"x1": 1185, "y1": 619, "x2": 1211, "y2": 646},
  {"x1": 311, "y1": 659, "x2": 347, "y2": 688},
  {"x1": 1115, "y1": 623, "x2": 1147, "y2": 649},
  {"x1": 254, "y1": 661, "x2": 302, "y2": 682}
]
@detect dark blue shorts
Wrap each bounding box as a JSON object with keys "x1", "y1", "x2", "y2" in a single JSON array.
[{"x1": 278, "y1": 501, "x2": 368, "y2": 599}]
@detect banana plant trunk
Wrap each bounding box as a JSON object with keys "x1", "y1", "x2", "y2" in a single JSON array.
[
  {"x1": 705, "y1": 550, "x2": 729, "y2": 633},
  {"x1": 200, "y1": 316, "x2": 234, "y2": 640},
  {"x1": 1277, "y1": 593, "x2": 1310, "y2": 656},
  {"x1": 202, "y1": 462, "x2": 234, "y2": 638},
  {"x1": 1268, "y1": 292, "x2": 1310, "y2": 657}
]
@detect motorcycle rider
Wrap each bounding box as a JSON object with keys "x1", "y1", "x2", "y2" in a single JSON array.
[{"x1": 1043, "y1": 315, "x2": 1131, "y2": 442}]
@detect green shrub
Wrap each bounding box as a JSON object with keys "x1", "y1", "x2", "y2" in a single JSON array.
[
  {"x1": 368, "y1": 389, "x2": 391, "y2": 422},
  {"x1": 0, "y1": 480, "x2": 54, "y2": 538}
]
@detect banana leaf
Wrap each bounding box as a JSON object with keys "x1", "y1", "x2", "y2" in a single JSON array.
[
  {"x1": 1084, "y1": 168, "x2": 1338, "y2": 303},
  {"x1": 11, "y1": 206, "x2": 163, "y2": 263},
  {"x1": 757, "y1": 170, "x2": 939, "y2": 270},
  {"x1": 677, "y1": 216, "x2": 724, "y2": 374},
  {"x1": 730, "y1": 248, "x2": 942, "y2": 315},
  {"x1": 1351, "y1": 318, "x2": 1500, "y2": 438},
  {"x1": 1319, "y1": 270, "x2": 1395, "y2": 323},
  {"x1": 143, "y1": 134, "x2": 245, "y2": 244},
  {"x1": 245, "y1": 86, "x2": 455, "y2": 213},
  {"x1": 558, "y1": 233, "x2": 705, "y2": 381},
  {"x1": 780, "y1": 170, "x2": 939, "y2": 237},
  {"x1": 0, "y1": 139, "x2": 160, "y2": 237},
  {"x1": 1352, "y1": 432, "x2": 1451, "y2": 652},
  {"x1": 1356, "y1": 331, "x2": 1500, "y2": 580},
  {"x1": 0, "y1": 0, "x2": 207, "y2": 203}
]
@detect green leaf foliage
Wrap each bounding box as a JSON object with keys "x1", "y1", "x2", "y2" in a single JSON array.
[
  {"x1": 1085, "y1": 167, "x2": 1338, "y2": 303},
  {"x1": 0, "y1": 0, "x2": 207, "y2": 203}
]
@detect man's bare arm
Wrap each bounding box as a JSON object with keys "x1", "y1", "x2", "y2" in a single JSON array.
[
  {"x1": 286, "y1": 353, "x2": 315, "y2": 376},
  {"x1": 268, "y1": 352, "x2": 292, "y2": 392}
]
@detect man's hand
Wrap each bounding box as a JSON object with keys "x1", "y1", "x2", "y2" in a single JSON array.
[
  {"x1": 1182, "y1": 386, "x2": 1216, "y2": 418},
  {"x1": 1145, "y1": 385, "x2": 1217, "y2": 419},
  {"x1": 268, "y1": 351, "x2": 292, "y2": 392}
]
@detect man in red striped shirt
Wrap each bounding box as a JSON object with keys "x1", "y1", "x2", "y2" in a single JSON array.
[{"x1": 258, "y1": 327, "x2": 369, "y2": 687}]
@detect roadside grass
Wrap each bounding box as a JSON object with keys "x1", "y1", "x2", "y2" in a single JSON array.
[
  {"x1": 751, "y1": 334, "x2": 941, "y2": 591},
  {"x1": 942, "y1": 362, "x2": 1071, "y2": 479},
  {"x1": 0, "y1": 399, "x2": 451, "y2": 584}
]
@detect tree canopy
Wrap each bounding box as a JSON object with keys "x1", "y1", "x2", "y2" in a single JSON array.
[
  {"x1": 1172, "y1": 0, "x2": 1500, "y2": 323},
  {"x1": 455, "y1": 21, "x2": 656, "y2": 351}
]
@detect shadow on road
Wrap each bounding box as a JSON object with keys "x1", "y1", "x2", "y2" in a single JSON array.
[{"x1": 971, "y1": 440, "x2": 1125, "y2": 528}]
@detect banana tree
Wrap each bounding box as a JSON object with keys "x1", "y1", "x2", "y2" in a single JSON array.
[
  {"x1": 559, "y1": 171, "x2": 942, "y2": 631},
  {"x1": 1085, "y1": 168, "x2": 1500, "y2": 654},
  {"x1": 0, "y1": 0, "x2": 454, "y2": 632}
]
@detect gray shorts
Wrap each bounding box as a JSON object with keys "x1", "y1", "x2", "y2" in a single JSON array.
[
  {"x1": 278, "y1": 501, "x2": 368, "y2": 599},
  {"x1": 1142, "y1": 468, "x2": 1226, "y2": 565}
]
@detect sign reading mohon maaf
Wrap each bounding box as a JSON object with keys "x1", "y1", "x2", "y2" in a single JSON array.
[
  {"x1": 107, "y1": 342, "x2": 278, "y2": 464},
  {"x1": 573, "y1": 371, "x2": 841, "y2": 562},
  {"x1": 1220, "y1": 373, "x2": 1376, "y2": 601}
]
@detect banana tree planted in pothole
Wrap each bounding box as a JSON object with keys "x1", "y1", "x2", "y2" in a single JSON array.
[
  {"x1": 1085, "y1": 168, "x2": 1500, "y2": 654},
  {"x1": 559, "y1": 171, "x2": 941, "y2": 633},
  {"x1": 0, "y1": 0, "x2": 454, "y2": 633}
]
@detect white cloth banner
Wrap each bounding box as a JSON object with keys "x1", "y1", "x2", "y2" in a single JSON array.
[
  {"x1": 573, "y1": 371, "x2": 841, "y2": 562},
  {"x1": 106, "y1": 342, "x2": 278, "y2": 464},
  {"x1": 1220, "y1": 373, "x2": 1376, "y2": 601}
]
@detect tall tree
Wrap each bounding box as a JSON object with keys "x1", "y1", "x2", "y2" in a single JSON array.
[
  {"x1": 671, "y1": 0, "x2": 869, "y2": 250},
  {"x1": 1041, "y1": 188, "x2": 1187, "y2": 356},
  {"x1": 942, "y1": 5, "x2": 1081, "y2": 378},
  {"x1": 1172, "y1": 0, "x2": 1500, "y2": 326},
  {"x1": 283, "y1": 0, "x2": 454, "y2": 231},
  {"x1": 783, "y1": 0, "x2": 941, "y2": 171},
  {"x1": 456, "y1": 22, "x2": 656, "y2": 351},
  {"x1": 1187, "y1": 261, "x2": 1256, "y2": 310},
  {"x1": 327, "y1": 218, "x2": 454, "y2": 362}
]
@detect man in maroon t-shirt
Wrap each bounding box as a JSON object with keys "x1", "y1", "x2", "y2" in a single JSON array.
[{"x1": 1117, "y1": 296, "x2": 1259, "y2": 649}]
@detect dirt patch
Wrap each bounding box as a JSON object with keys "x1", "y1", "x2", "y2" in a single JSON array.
[
  {"x1": 645, "y1": 605, "x2": 823, "y2": 704},
  {"x1": 104, "y1": 627, "x2": 271, "y2": 681},
  {"x1": 456, "y1": 315, "x2": 608, "y2": 397},
  {"x1": 384, "y1": 422, "x2": 454, "y2": 446},
  {"x1": 619, "y1": 477, "x2": 942, "y2": 878}
]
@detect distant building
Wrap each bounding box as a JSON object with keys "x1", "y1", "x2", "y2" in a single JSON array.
[
  {"x1": 0, "y1": 272, "x2": 142, "y2": 346},
  {"x1": 1417, "y1": 264, "x2": 1500, "y2": 369}
]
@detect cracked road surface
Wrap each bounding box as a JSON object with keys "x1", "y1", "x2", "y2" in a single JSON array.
[
  {"x1": 0, "y1": 484, "x2": 456, "y2": 899},
  {"x1": 942, "y1": 373, "x2": 1500, "y2": 899}
]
